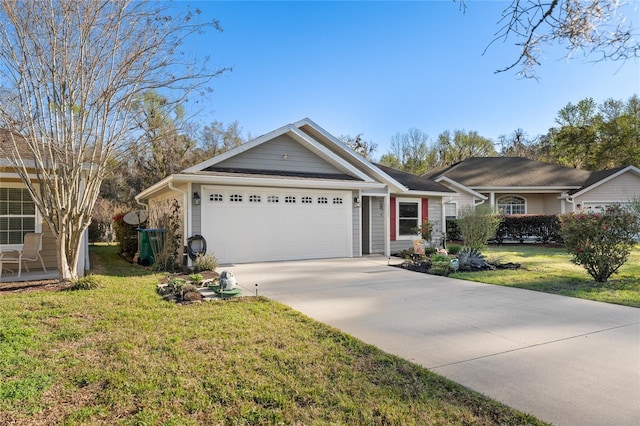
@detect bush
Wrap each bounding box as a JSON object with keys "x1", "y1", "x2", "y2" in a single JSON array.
[
  {"x1": 456, "y1": 205, "x2": 501, "y2": 250},
  {"x1": 445, "y1": 218, "x2": 461, "y2": 241},
  {"x1": 559, "y1": 204, "x2": 640, "y2": 282},
  {"x1": 193, "y1": 253, "x2": 218, "y2": 272},
  {"x1": 113, "y1": 212, "x2": 137, "y2": 255},
  {"x1": 430, "y1": 254, "x2": 450, "y2": 276},
  {"x1": 494, "y1": 215, "x2": 561, "y2": 244},
  {"x1": 447, "y1": 244, "x2": 462, "y2": 255},
  {"x1": 65, "y1": 275, "x2": 102, "y2": 291}
]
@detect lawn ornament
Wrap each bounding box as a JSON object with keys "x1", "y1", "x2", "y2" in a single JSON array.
[{"x1": 219, "y1": 270, "x2": 236, "y2": 290}]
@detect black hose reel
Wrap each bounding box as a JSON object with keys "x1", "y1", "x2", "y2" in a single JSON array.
[{"x1": 186, "y1": 234, "x2": 207, "y2": 261}]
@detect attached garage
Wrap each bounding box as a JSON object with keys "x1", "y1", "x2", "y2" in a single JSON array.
[{"x1": 200, "y1": 185, "x2": 353, "y2": 264}]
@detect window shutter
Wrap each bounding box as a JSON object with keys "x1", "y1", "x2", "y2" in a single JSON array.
[
  {"x1": 390, "y1": 196, "x2": 396, "y2": 241},
  {"x1": 421, "y1": 198, "x2": 428, "y2": 223}
]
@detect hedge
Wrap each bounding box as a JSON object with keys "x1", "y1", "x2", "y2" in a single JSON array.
[{"x1": 447, "y1": 215, "x2": 562, "y2": 244}]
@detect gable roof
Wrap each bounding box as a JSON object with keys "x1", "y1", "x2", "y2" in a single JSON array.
[
  {"x1": 424, "y1": 157, "x2": 591, "y2": 189},
  {"x1": 375, "y1": 163, "x2": 455, "y2": 193},
  {"x1": 568, "y1": 165, "x2": 640, "y2": 197}
]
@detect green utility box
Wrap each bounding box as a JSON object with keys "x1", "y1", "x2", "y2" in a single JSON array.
[{"x1": 137, "y1": 228, "x2": 165, "y2": 266}]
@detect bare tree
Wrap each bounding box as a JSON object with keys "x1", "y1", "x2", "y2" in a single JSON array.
[
  {"x1": 0, "y1": 0, "x2": 226, "y2": 279},
  {"x1": 338, "y1": 133, "x2": 378, "y2": 160},
  {"x1": 476, "y1": 0, "x2": 640, "y2": 77}
]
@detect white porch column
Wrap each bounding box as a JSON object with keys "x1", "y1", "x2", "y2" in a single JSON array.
[
  {"x1": 384, "y1": 195, "x2": 390, "y2": 257},
  {"x1": 490, "y1": 192, "x2": 495, "y2": 209}
]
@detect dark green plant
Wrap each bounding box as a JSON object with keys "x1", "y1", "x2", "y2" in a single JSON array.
[
  {"x1": 445, "y1": 218, "x2": 462, "y2": 241},
  {"x1": 559, "y1": 204, "x2": 640, "y2": 282},
  {"x1": 447, "y1": 244, "x2": 462, "y2": 255}
]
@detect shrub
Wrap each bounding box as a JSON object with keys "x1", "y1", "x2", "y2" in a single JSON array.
[
  {"x1": 148, "y1": 199, "x2": 183, "y2": 272},
  {"x1": 189, "y1": 273, "x2": 204, "y2": 285},
  {"x1": 559, "y1": 204, "x2": 640, "y2": 282},
  {"x1": 457, "y1": 248, "x2": 489, "y2": 271},
  {"x1": 193, "y1": 253, "x2": 218, "y2": 272},
  {"x1": 456, "y1": 205, "x2": 501, "y2": 250},
  {"x1": 447, "y1": 244, "x2": 462, "y2": 255},
  {"x1": 112, "y1": 212, "x2": 137, "y2": 255},
  {"x1": 494, "y1": 215, "x2": 561, "y2": 244},
  {"x1": 430, "y1": 254, "x2": 450, "y2": 276},
  {"x1": 445, "y1": 218, "x2": 461, "y2": 241},
  {"x1": 65, "y1": 275, "x2": 102, "y2": 291}
]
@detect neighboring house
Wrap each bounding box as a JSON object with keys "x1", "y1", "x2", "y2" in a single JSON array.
[
  {"x1": 136, "y1": 118, "x2": 455, "y2": 265},
  {"x1": 0, "y1": 129, "x2": 89, "y2": 279},
  {"x1": 422, "y1": 157, "x2": 640, "y2": 218}
]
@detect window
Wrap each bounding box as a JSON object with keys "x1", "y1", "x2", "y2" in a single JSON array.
[
  {"x1": 249, "y1": 195, "x2": 261, "y2": 203},
  {"x1": 210, "y1": 193, "x2": 223, "y2": 202},
  {"x1": 317, "y1": 197, "x2": 328, "y2": 204},
  {"x1": 285, "y1": 196, "x2": 296, "y2": 204},
  {"x1": 497, "y1": 196, "x2": 526, "y2": 215},
  {"x1": 445, "y1": 202, "x2": 457, "y2": 219},
  {"x1": 332, "y1": 197, "x2": 343, "y2": 205},
  {"x1": 398, "y1": 201, "x2": 419, "y2": 236},
  {"x1": 229, "y1": 194, "x2": 243, "y2": 202},
  {"x1": 0, "y1": 188, "x2": 36, "y2": 244},
  {"x1": 301, "y1": 196, "x2": 312, "y2": 204},
  {"x1": 267, "y1": 195, "x2": 279, "y2": 203}
]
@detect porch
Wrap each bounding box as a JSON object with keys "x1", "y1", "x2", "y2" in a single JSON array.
[{"x1": 0, "y1": 269, "x2": 60, "y2": 283}]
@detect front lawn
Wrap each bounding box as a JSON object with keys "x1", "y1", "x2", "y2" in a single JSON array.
[
  {"x1": 0, "y1": 244, "x2": 545, "y2": 425},
  {"x1": 451, "y1": 245, "x2": 640, "y2": 307}
]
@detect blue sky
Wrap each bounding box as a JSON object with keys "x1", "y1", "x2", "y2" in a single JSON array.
[{"x1": 182, "y1": 1, "x2": 639, "y2": 158}]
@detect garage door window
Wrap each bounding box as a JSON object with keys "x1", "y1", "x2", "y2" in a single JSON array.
[
  {"x1": 318, "y1": 197, "x2": 328, "y2": 204},
  {"x1": 210, "y1": 193, "x2": 223, "y2": 202},
  {"x1": 249, "y1": 195, "x2": 261, "y2": 203},
  {"x1": 333, "y1": 197, "x2": 343, "y2": 205},
  {"x1": 285, "y1": 196, "x2": 296, "y2": 203},
  {"x1": 302, "y1": 196, "x2": 312, "y2": 204},
  {"x1": 230, "y1": 194, "x2": 243, "y2": 202},
  {"x1": 268, "y1": 196, "x2": 279, "y2": 203}
]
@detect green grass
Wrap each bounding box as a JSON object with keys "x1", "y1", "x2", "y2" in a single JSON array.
[
  {"x1": 451, "y1": 245, "x2": 640, "y2": 307},
  {"x1": 0, "y1": 245, "x2": 545, "y2": 425}
]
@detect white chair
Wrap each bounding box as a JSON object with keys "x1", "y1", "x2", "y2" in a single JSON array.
[{"x1": 0, "y1": 233, "x2": 47, "y2": 278}]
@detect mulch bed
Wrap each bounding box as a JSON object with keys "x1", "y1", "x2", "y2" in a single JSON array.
[{"x1": 0, "y1": 279, "x2": 68, "y2": 294}]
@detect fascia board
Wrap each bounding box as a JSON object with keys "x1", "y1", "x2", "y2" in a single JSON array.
[
  {"x1": 570, "y1": 166, "x2": 640, "y2": 198},
  {"x1": 136, "y1": 175, "x2": 174, "y2": 201},
  {"x1": 286, "y1": 126, "x2": 375, "y2": 183},
  {"x1": 182, "y1": 124, "x2": 294, "y2": 173},
  {"x1": 170, "y1": 173, "x2": 386, "y2": 190},
  {"x1": 294, "y1": 118, "x2": 408, "y2": 192},
  {"x1": 402, "y1": 190, "x2": 459, "y2": 197},
  {"x1": 470, "y1": 186, "x2": 581, "y2": 192},
  {"x1": 435, "y1": 176, "x2": 487, "y2": 200}
]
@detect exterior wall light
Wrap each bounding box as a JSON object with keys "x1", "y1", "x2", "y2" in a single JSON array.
[
  {"x1": 193, "y1": 192, "x2": 201, "y2": 206},
  {"x1": 353, "y1": 197, "x2": 361, "y2": 208}
]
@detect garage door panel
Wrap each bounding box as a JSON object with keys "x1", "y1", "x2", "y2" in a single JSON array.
[{"x1": 201, "y1": 186, "x2": 351, "y2": 263}]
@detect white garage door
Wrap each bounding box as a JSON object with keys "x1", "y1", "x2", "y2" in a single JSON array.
[{"x1": 201, "y1": 186, "x2": 352, "y2": 264}]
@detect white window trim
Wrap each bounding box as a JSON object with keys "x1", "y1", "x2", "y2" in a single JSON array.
[
  {"x1": 445, "y1": 201, "x2": 458, "y2": 219},
  {"x1": 0, "y1": 183, "x2": 42, "y2": 250},
  {"x1": 396, "y1": 197, "x2": 422, "y2": 240},
  {"x1": 497, "y1": 195, "x2": 527, "y2": 215}
]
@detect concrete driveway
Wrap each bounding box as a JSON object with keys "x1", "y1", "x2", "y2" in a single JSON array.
[{"x1": 224, "y1": 256, "x2": 640, "y2": 426}]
